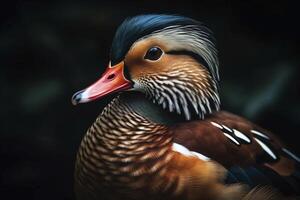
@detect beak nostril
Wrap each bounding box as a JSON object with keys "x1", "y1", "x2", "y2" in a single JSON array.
[{"x1": 107, "y1": 74, "x2": 115, "y2": 80}]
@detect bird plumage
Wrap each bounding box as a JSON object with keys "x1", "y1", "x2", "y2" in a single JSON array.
[
  {"x1": 72, "y1": 14, "x2": 300, "y2": 199},
  {"x1": 75, "y1": 93, "x2": 246, "y2": 200},
  {"x1": 111, "y1": 14, "x2": 219, "y2": 86}
]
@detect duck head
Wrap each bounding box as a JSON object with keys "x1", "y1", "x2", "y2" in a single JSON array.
[{"x1": 72, "y1": 14, "x2": 220, "y2": 120}]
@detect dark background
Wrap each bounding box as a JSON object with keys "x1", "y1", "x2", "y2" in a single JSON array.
[{"x1": 1, "y1": 0, "x2": 299, "y2": 199}]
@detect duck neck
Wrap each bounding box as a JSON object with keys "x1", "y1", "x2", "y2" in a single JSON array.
[
  {"x1": 120, "y1": 91, "x2": 189, "y2": 125},
  {"x1": 93, "y1": 92, "x2": 174, "y2": 150}
]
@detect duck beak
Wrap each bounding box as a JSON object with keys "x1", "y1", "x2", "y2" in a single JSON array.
[{"x1": 71, "y1": 61, "x2": 132, "y2": 105}]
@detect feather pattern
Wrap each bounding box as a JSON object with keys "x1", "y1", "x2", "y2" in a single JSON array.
[
  {"x1": 111, "y1": 14, "x2": 219, "y2": 83},
  {"x1": 74, "y1": 14, "x2": 300, "y2": 199},
  {"x1": 75, "y1": 96, "x2": 175, "y2": 199},
  {"x1": 140, "y1": 24, "x2": 219, "y2": 82},
  {"x1": 75, "y1": 94, "x2": 247, "y2": 200},
  {"x1": 134, "y1": 61, "x2": 220, "y2": 120}
]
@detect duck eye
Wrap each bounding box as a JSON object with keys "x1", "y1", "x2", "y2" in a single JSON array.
[{"x1": 144, "y1": 47, "x2": 163, "y2": 61}]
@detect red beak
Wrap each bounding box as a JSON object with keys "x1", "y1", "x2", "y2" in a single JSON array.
[{"x1": 71, "y1": 61, "x2": 132, "y2": 105}]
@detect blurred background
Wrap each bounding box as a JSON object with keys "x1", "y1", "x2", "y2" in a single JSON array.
[{"x1": 1, "y1": 0, "x2": 299, "y2": 199}]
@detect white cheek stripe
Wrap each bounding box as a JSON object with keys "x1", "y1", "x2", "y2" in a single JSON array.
[
  {"x1": 254, "y1": 138, "x2": 277, "y2": 160},
  {"x1": 223, "y1": 133, "x2": 240, "y2": 146},
  {"x1": 251, "y1": 130, "x2": 270, "y2": 140},
  {"x1": 282, "y1": 148, "x2": 300, "y2": 163},
  {"x1": 222, "y1": 125, "x2": 232, "y2": 133},
  {"x1": 172, "y1": 143, "x2": 210, "y2": 161},
  {"x1": 233, "y1": 129, "x2": 251, "y2": 143},
  {"x1": 210, "y1": 121, "x2": 223, "y2": 129}
]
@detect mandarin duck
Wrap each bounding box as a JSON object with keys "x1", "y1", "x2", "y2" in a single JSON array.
[{"x1": 71, "y1": 14, "x2": 300, "y2": 200}]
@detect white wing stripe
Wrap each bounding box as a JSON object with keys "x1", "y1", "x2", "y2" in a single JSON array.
[
  {"x1": 222, "y1": 125, "x2": 232, "y2": 133},
  {"x1": 233, "y1": 129, "x2": 251, "y2": 143},
  {"x1": 282, "y1": 148, "x2": 300, "y2": 162},
  {"x1": 254, "y1": 138, "x2": 277, "y2": 160},
  {"x1": 251, "y1": 130, "x2": 270, "y2": 140},
  {"x1": 172, "y1": 143, "x2": 210, "y2": 161},
  {"x1": 223, "y1": 133, "x2": 240, "y2": 145},
  {"x1": 210, "y1": 121, "x2": 223, "y2": 129}
]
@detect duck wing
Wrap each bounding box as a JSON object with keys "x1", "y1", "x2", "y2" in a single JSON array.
[{"x1": 172, "y1": 111, "x2": 300, "y2": 195}]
